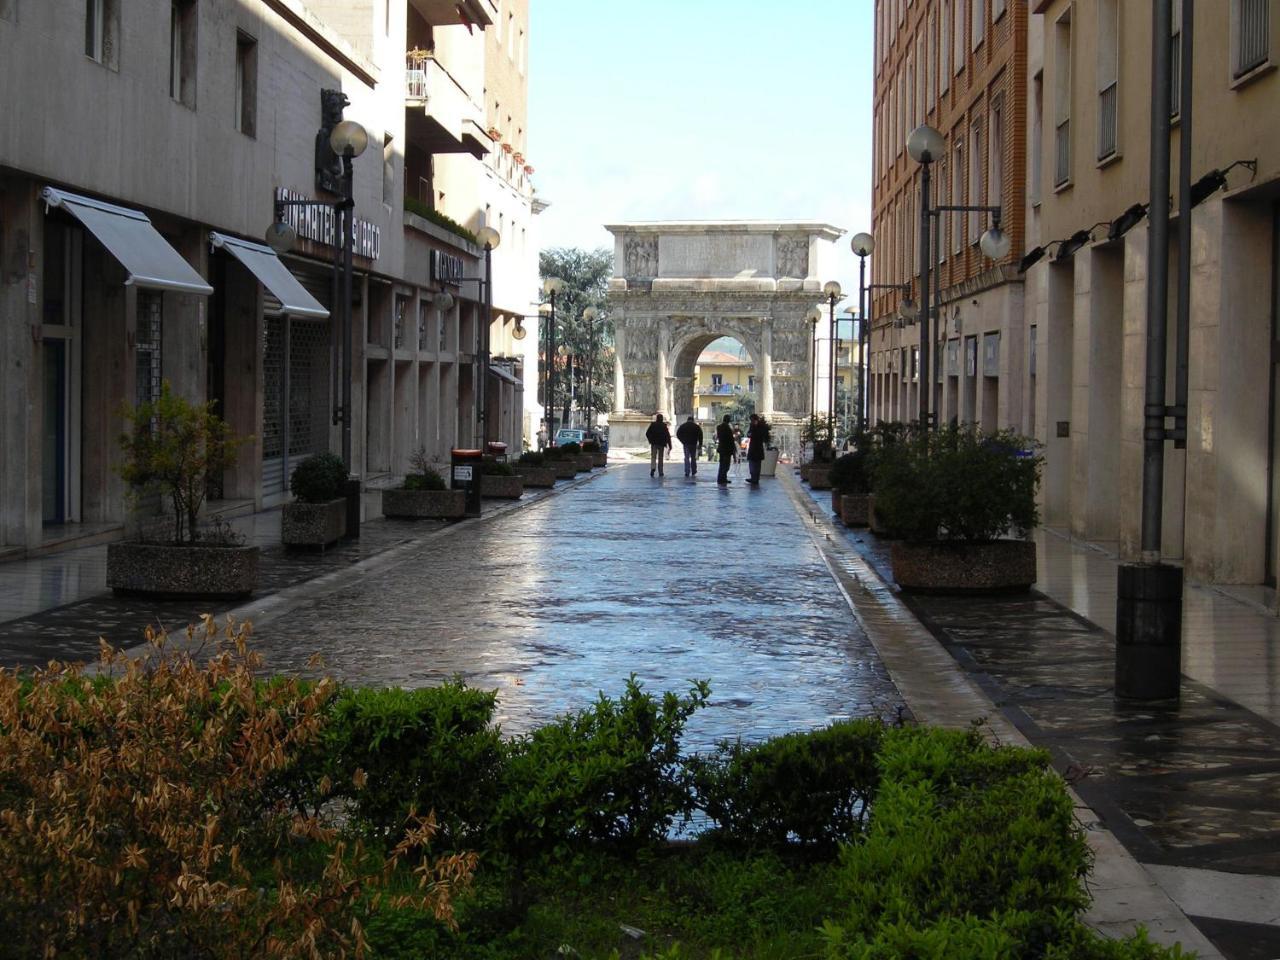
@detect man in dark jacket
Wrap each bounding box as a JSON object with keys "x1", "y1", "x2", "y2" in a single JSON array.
[
  {"x1": 645, "y1": 413, "x2": 672, "y2": 477},
  {"x1": 745, "y1": 413, "x2": 771, "y2": 485},
  {"x1": 675, "y1": 416, "x2": 704, "y2": 478},
  {"x1": 714, "y1": 415, "x2": 736, "y2": 485}
]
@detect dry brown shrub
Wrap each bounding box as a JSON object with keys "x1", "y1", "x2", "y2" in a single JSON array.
[{"x1": 0, "y1": 616, "x2": 476, "y2": 959}]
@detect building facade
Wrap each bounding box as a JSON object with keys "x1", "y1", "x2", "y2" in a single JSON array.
[
  {"x1": 0, "y1": 0, "x2": 538, "y2": 558},
  {"x1": 869, "y1": 0, "x2": 1029, "y2": 433},
  {"x1": 1026, "y1": 0, "x2": 1280, "y2": 586}
]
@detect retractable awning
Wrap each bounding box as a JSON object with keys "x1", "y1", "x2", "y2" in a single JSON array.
[
  {"x1": 209, "y1": 232, "x2": 329, "y2": 319},
  {"x1": 41, "y1": 187, "x2": 213, "y2": 295}
]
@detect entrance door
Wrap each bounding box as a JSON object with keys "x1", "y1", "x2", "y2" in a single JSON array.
[{"x1": 42, "y1": 339, "x2": 68, "y2": 525}]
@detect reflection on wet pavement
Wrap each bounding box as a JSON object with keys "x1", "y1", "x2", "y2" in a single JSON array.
[{"x1": 258, "y1": 464, "x2": 904, "y2": 749}]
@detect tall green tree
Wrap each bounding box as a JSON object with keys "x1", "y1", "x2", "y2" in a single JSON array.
[{"x1": 539, "y1": 247, "x2": 613, "y2": 428}]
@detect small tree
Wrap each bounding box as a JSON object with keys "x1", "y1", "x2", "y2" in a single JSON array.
[{"x1": 117, "y1": 383, "x2": 247, "y2": 544}]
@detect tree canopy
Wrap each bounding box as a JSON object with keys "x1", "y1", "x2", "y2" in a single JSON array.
[{"x1": 539, "y1": 247, "x2": 614, "y2": 424}]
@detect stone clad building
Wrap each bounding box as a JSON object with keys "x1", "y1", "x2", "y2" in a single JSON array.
[
  {"x1": 0, "y1": 0, "x2": 538, "y2": 559},
  {"x1": 604, "y1": 221, "x2": 844, "y2": 453}
]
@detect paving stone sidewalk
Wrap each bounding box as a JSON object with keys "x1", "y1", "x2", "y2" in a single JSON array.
[{"x1": 800, "y1": 479, "x2": 1278, "y2": 960}]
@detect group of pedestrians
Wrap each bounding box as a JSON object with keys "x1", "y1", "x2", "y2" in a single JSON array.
[{"x1": 644, "y1": 413, "x2": 771, "y2": 485}]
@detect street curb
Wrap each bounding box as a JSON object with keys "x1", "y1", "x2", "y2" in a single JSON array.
[
  {"x1": 775, "y1": 468, "x2": 1224, "y2": 959},
  {"x1": 118, "y1": 469, "x2": 607, "y2": 662}
]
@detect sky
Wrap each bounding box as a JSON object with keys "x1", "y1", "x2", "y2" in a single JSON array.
[{"x1": 527, "y1": 0, "x2": 875, "y2": 298}]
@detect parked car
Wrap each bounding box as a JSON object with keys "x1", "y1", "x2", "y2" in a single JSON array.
[{"x1": 554, "y1": 428, "x2": 586, "y2": 447}]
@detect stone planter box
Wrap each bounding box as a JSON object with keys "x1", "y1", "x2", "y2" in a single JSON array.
[
  {"x1": 589, "y1": 452, "x2": 608, "y2": 467},
  {"x1": 481, "y1": 474, "x2": 524, "y2": 499},
  {"x1": 516, "y1": 466, "x2": 556, "y2": 488},
  {"x1": 890, "y1": 539, "x2": 1037, "y2": 594},
  {"x1": 575, "y1": 455, "x2": 596, "y2": 472},
  {"x1": 808, "y1": 463, "x2": 833, "y2": 490},
  {"x1": 281, "y1": 498, "x2": 346, "y2": 548},
  {"x1": 839, "y1": 493, "x2": 871, "y2": 527},
  {"x1": 547, "y1": 459, "x2": 578, "y2": 479},
  {"x1": 799, "y1": 462, "x2": 811, "y2": 482},
  {"x1": 868, "y1": 495, "x2": 896, "y2": 537},
  {"x1": 107, "y1": 541, "x2": 260, "y2": 599},
  {"x1": 382, "y1": 488, "x2": 466, "y2": 519}
]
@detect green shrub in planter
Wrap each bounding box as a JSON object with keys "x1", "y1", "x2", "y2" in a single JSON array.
[
  {"x1": 690, "y1": 719, "x2": 883, "y2": 850},
  {"x1": 483, "y1": 458, "x2": 516, "y2": 477},
  {"x1": 316, "y1": 683, "x2": 504, "y2": 847},
  {"x1": 493, "y1": 676, "x2": 709, "y2": 859},
  {"x1": 829, "y1": 448, "x2": 872, "y2": 495},
  {"x1": 289, "y1": 452, "x2": 347, "y2": 503},
  {"x1": 518, "y1": 450, "x2": 546, "y2": 466},
  {"x1": 402, "y1": 469, "x2": 446, "y2": 491},
  {"x1": 554, "y1": 441, "x2": 582, "y2": 457},
  {"x1": 871, "y1": 425, "x2": 1041, "y2": 542}
]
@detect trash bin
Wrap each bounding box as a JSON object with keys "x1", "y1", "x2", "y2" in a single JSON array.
[
  {"x1": 761, "y1": 447, "x2": 780, "y2": 477},
  {"x1": 450, "y1": 448, "x2": 484, "y2": 517}
]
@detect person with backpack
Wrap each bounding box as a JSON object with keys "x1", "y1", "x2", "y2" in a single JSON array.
[{"x1": 675, "y1": 416, "x2": 704, "y2": 478}]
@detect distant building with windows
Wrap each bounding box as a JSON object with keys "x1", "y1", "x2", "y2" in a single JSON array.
[{"x1": 0, "y1": 0, "x2": 540, "y2": 560}]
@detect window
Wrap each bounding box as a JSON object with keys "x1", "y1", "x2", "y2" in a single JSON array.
[
  {"x1": 1031, "y1": 72, "x2": 1043, "y2": 203},
  {"x1": 1170, "y1": 0, "x2": 1182, "y2": 119},
  {"x1": 507, "y1": 13, "x2": 514, "y2": 58},
  {"x1": 927, "y1": 13, "x2": 936, "y2": 111},
  {"x1": 518, "y1": 28, "x2": 525, "y2": 73},
  {"x1": 969, "y1": 123, "x2": 983, "y2": 242},
  {"x1": 972, "y1": 0, "x2": 985, "y2": 50},
  {"x1": 953, "y1": 0, "x2": 965, "y2": 75},
  {"x1": 1054, "y1": 10, "x2": 1072, "y2": 187},
  {"x1": 169, "y1": 0, "x2": 197, "y2": 108},
  {"x1": 382, "y1": 135, "x2": 395, "y2": 205},
  {"x1": 1097, "y1": 0, "x2": 1119, "y2": 159},
  {"x1": 916, "y1": 33, "x2": 926, "y2": 122},
  {"x1": 905, "y1": 58, "x2": 914, "y2": 133},
  {"x1": 941, "y1": 0, "x2": 952, "y2": 91},
  {"x1": 385, "y1": 0, "x2": 390, "y2": 35},
  {"x1": 990, "y1": 98, "x2": 1003, "y2": 208},
  {"x1": 993, "y1": 0, "x2": 1006, "y2": 19},
  {"x1": 0, "y1": 0, "x2": 13, "y2": 22},
  {"x1": 1233, "y1": 0, "x2": 1271, "y2": 78},
  {"x1": 234, "y1": 31, "x2": 256, "y2": 137},
  {"x1": 711, "y1": 373, "x2": 723, "y2": 388},
  {"x1": 85, "y1": 0, "x2": 118, "y2": 66},
  {"x1": 953, "y1": 140, "x2": 965, "y2": 254}
]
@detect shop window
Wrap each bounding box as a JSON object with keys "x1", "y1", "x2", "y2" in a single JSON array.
[
  {"x1": 235, "y1": 31, "x2": 257, "y2": 137},
  {"x1": 136, "y1": 292, "x2": 163, "y2": 410},
  {"x1": 169, "y1": 0, "x2": 197, "y2": 108}
]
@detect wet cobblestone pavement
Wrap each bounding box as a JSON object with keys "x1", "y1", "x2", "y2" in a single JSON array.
[
  {"x1": 250, "y1": 464, "x2": 905, "y2": 748},
  {"x1": 801, "y1": 481, "x2": 1280, "y2": 960}
]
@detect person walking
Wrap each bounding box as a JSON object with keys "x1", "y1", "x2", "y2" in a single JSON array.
[
  {"x1": 675, "y1": 416, "x2": 703, "y2": 477},
  {"x1": 714, "y1": 415, "x2": 736, "y2": 485},
  {"x1": 645, "y1": 413, "x2": 672, "y2": 477},
  {"x1": 745, "y1": 413, "x2": 771, "y2": 485}
]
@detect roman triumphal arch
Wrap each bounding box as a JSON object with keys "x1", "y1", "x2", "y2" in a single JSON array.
[{"x1": 605, "y1": 221, "x2": 845, "y2": 452}]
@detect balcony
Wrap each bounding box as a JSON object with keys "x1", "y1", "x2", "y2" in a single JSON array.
[
  {"x1": 408, "y1": 0, "x2": 496, "y2": 28},
  {"x1": 405, "y1": 51, "x2": 490, "y2": 158}
]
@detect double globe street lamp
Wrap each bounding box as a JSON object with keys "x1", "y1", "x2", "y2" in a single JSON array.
[
  {"x1": 539, "y1": 277, "x2": 566, "y2": 442},
  {"x1": 906, "y1": 123, "x2": 1010, "y2": 432}
]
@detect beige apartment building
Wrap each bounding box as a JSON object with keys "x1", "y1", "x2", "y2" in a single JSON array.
[
  {"x1": 869, "y1": 0, "x2": 1030, "y2": 432},
  {"x1": 0, "y1": 0, "x2": 539, "y2": 559},
  {"x1": 1026, "y1": 0, "x2": 1280, "y2": 587}
]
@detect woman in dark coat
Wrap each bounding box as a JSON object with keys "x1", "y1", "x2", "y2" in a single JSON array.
[{"x1": 745, "y1": 414, "x2": 770, "y2": 485}]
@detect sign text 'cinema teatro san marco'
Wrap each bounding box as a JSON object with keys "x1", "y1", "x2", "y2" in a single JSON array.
[{"x1": 275, "y1": 188, "x2": 381, "y2": 260}]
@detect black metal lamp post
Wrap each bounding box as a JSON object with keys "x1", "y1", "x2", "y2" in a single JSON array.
[
  {"x1": 908, "y1": 123, "x2": 1011, "y2": 431},
  {"x1": 850, "y1": 232, "x2": 875, "y2": 433},
  {"x1": 541, "y1": 277, "x2": 565, "y2": 441},
  {"x1": 583, "y1": 306, "x2": 598, "y2": 432},
  {"x1": 822, "y1": 281, "x2": 843, "y2": 440},
  {"x1": 475, "y1": 225, "x2": 501, "y2": 447},
  {"x1": 266, "y1": 117, "x2": 368, "y2": 538},
  {"x1": 807, "y1": 306, "x2": 822, "y2": 421}
]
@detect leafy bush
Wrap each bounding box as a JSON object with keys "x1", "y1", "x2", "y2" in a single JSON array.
[
  {"x1": 117, "y1": 381, "x2": 248, "y2": 544},
  {"x1": 289, "y1": 451, "x2": 347, "y2": 504},
  {"x1": 553, "y1": 441, "x2": 582, "y2": 457},
  {"x1": 829, "y1": 448, "x2": 872, "y2": 495},
  {"x1": 483, "y1": 458, "x2": 516, "y2": 477},
  {"x1": 403, "y1": 471, "x2": 447, "y2": 491},
  {"x1": 0, "y1": 619, "x2": 475, "y2": 958},
  {"x1": 403, "y1": 196, "x2": 479, "y2": 244},
  {"x1": 871, "y1": 425, "x2": 1042, "y2": 541},
  {"x1": 518, "y1": 451, "x2": 546, "y2": 466},
  {"x1": 318, "y1": 684, "x2": 504, "y2": 848},
  {"x1": 690, "y1": 720, "x2": 883, "y2": 850},
  {"x1": 803, "y1": 416, "x2": 835, "y2": 461},
  {"x1": 494, "y1": 676, "x2": 710, "y2": 860}
]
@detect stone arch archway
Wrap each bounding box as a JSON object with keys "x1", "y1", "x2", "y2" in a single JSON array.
[{"x1": 604, "y1": 221, "x2": 845, "y2": 453}]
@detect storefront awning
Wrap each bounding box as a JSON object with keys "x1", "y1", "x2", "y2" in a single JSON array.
[
  {"x1": 209, "y1": 232, "x2": 329, "y2": 319},
  {"x1": 41, "y1": 187, "x2": 213, "y2": 295}
]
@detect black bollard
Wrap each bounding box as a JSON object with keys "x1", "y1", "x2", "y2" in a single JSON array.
[{"x1": 1114, "y1": 562, "x2": 1182, "y2": 700}]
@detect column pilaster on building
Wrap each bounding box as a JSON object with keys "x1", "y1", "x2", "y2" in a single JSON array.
[{"x1": 760, "y1": 318, "x2": 775, "y2": 414}]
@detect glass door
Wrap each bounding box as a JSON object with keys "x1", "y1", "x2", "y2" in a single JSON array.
[{"x1": 42, "y1": 339, "x2": 68, "y2": 525}]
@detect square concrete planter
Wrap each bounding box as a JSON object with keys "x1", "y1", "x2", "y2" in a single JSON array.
[
  {"x1": 516, "y1": 466, "x2": 556, "y2": 488},
  {"x1": 107, "y1": 541, "x2": 260, "y2": 599},
  {"x1": 808, "y1": 463, "x2": 833, "y2": 490},
  {"x1": 382, "y1": 488, "x2": 466, "y2": 519},
  {"x1": 575, "y1": 455, "x2": 596, "y2": 472},
  {"x1": 839, "y1": 493, "x2": 871, "y2": 527},
  {"x1": 799, "y1": 462, "x2": 811, "y2": 481},
  {"x1": 590, "y1": 452, "x2": 608, "y2": 467},
  {"x1": 890, "y1": 539, "x2": 1037, "y2": 593},
  {"x1": 281, "y1": 498, "x2": 347, "y2": 548},
  {"x1": 548, "y1": 459, "x2": 579, "y2": 479},
  {"x1": 481, "y1": 474, "x2": 524, "y2": 499}
]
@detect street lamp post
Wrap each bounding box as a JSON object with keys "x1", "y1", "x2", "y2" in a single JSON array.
[
  {"x1": 907, "y1": 123, "x2": 1011, "y2": 431},
  {"x1": 266, "y1": 117, "x2": 368, "y2": 538},
  {"x1": 850, "y1": 232, "x2": 875, "y2": 433},
  {"x1": 541, "y1": 277, "x2": 565, "y2": 441},
  {"x1": 823, "y1": 281, "x2": 843, "y2": 440},
  {"x1": 475, "y1": 225, "x2": 501, "y2": 447},
  {"x1": 583, "y1": 306, "x2": 598, "y2": 432},
  {"x1": 807, "y1": 306, "x2": 822, "y2": 422}
]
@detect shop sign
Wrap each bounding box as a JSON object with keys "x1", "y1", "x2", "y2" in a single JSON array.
[
  {"x1": 430, "y1": 250, "x2": 465, "y2": 285},
  {"x1": 275, "y1": 188, "x2": 381, "y2": 260}
]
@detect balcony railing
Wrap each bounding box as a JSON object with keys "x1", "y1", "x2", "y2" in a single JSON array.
[
  {"x1": 1054, "y1": 118, "x2": 1071, "y2": 187},
  {"x1": 1097, "y1": 82, "x2": 1117, "y2": 160},
  {"x1": 405, "y1": 49, "x2": 434, "y2": 100},
  {"x1": 1237, "y1": 0, "x2": 1270, "y2": 76}
]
